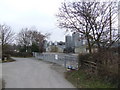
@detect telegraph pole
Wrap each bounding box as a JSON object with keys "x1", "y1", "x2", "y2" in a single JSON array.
[{"x1": 109, "y1": 6, "x2": 112, "y2": 43}]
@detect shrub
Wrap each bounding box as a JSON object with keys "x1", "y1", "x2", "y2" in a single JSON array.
[
  {"x1": 78, "y1": 50, "x2": 119, "y2": 86},
  {"x1": 2, "y1": 54, "x2": 10, "y2": 61},
  {"x1": 8, "y1": 51, "x2": 32, "y2": 57}
]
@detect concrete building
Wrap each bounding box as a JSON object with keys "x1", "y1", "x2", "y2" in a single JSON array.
[
  {"x1": 56, "y1": 45, "x2": 65, "y2": 53},
  {"x1": 64, "y1": 32, "x2": 88, "y2": 53},
  {"x1": 45, "y1": 32, "x2": 88, "y2": 54},
  {"x1": 46, "y1": 41, "x2": 65, "y2": 53},
  {"x1": 72, "y1": 32, "x2": 81, "y2": 47},
  {"x1": 43, "y1": 40, "x2": 48, "y2": 49},
  {"x1": 75, "y1": 45, "x2": 87, "y2": 54},
  {"x1": 65, "y1": 35, "x2": 72, "y2": 48}
]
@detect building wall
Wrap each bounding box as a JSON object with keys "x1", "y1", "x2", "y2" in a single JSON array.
[
  {"x1": 72, "y1": 32, "x2": 80, "y2": 47},
  {"x1": 75, "y1": 46, "x2": 87, "y2": 54},
  {"x1": 72, "y1": 32, "x2": 85, "y2": 48},
  {"x1": 57, "y1": 47, "x2": 64, "y2": 53},
  {"x1": 65, "y1": 35, "x2": 72, "y2": 48}
]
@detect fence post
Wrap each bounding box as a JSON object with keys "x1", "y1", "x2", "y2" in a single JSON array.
[{"x1": 64, "y1": 56, "x2": 66, "y2": 68}]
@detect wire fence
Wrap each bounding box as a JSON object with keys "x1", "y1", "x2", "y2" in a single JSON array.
[{"x1": 33, "y1": 52, "x2": 78, "y2": 69}]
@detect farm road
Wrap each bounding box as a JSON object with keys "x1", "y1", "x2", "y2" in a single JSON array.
[{"x1": 2, "y1": 57, "x2": 75, "y2": 88}]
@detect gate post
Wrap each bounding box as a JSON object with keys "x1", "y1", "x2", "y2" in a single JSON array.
[{"x1": 64, "y1": 56, "x2": 67, "y2": 68}]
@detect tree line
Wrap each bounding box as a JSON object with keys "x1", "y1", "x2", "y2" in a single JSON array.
[{"x1": 0, "y1": 24, "x2": 49, "y2": 58}]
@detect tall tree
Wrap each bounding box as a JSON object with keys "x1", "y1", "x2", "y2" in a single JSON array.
[
  {"x1": 0, "y1": 24, "x2": 14, "y2": 55},
  {"x1": 17, "y1": 27, "x2": 49, "y2": 53},
  {"x1": 56, "y1": 1, "x2": 118, "y2": 53}
]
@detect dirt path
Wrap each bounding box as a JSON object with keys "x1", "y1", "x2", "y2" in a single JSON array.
[{"x1": 2, "y1": 57, "x2": 75, "y2": 88}]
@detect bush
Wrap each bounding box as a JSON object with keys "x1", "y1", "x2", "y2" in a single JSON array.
[
  {"x1": 8, "y1": 51, "x2": 32, "y2": 57},
  {"x1": 64, "y1": 47, "x2": 74, "y2": 53},
  {"x1": 2, "y1": 54, "x2": 10, "y2": 61},
  {"x1": 78, "y1": 50, "x2": 119, "y2": 86}
]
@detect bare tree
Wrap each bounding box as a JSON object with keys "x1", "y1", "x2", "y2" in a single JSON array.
[
  {"x1": 56, "y1": 1, "x2": 118, "y2": 53},
  {"x1": 84, "y1": 1, "x2": 118, "y2": 49},
  {"x1": 17, "y1": 27, "x2": 49, "y2": 53},
  {"x1": 0, "y1": 24, "x2": 15, "y2": 55},
  {"x1": 17, "y1": 28, "x2": 30, "y2": 46},
  {"x1": 29, "y1": 29, "x2": 46, "y2": 53}
]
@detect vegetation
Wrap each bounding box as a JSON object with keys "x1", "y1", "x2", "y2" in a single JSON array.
[
  {"x1": 0, "y1": 25, "x2": 50, "y2": 58},
  {"x1": 65, "y1": 70, "x2": 116, "y2": 88},
  {"x1": 57, "y1": 1, "x2": 119, "y2": 87},
  {"x1": 8, "y1": 51, "x2": 33, "y2": 58},
  {"x1": 0, "y1": 24, "x2": 15, "y2": 61},
  {"x1": 63, "y1": 47, "x2": 74, "y2": 53},
  {"x1": 17, "y1": 27, "x2": 49, "y2": 53},
  {"x1": 2, "y1": 57, "x2": 16, "y2": 63},
  {"x1": 57, "y1": 1, "x2": 118, "y2": 53},
  {"x1": 77, "y1": 48, "x2": 119, "y2": 88},
  {"x1": 0, "y1": 0, "x2": 119, "y2": 88}
]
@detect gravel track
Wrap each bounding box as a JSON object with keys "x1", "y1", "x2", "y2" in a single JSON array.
[{"x1": 2, "y1": 57, "x2": 75, "y2": 88}]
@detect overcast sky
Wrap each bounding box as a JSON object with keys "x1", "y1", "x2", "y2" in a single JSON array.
[
  {"x1": 0, "y1": 0, "x2": 118, "y2": 42},
  {"x1": 0, "y1": 0, "x2": 70, "y2": 42}
]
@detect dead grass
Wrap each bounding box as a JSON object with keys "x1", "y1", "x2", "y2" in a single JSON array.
[
  {"x1": 2, "y1": 58, "x2": 16, "y2": 63},
  {"x1": 65, "y1": 69, "x2": 116, "y2": 88}
]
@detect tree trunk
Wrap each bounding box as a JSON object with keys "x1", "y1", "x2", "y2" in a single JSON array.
[
  {"x1": 86, "y1": 36, "x2": 92, "y2": 54},
  {"x1": 96, "y1": 40, "x2": 101, "y2": 52}
]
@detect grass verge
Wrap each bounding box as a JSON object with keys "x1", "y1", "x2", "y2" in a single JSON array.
[
  {"x1": 2, "y1": 58, "x2": 16, "y2": 63},
  {"x1": 65, "y1": 69, "x2": 116, "y2": 88}
]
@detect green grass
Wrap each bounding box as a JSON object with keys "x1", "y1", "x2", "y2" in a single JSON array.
[{"x1": 65, "y1": 69, "x2": 116, "y2": 88}]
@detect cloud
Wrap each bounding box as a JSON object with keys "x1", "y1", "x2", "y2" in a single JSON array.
[{"x1": 0, "y1": 0, "x2": 66, "y2": 41}]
